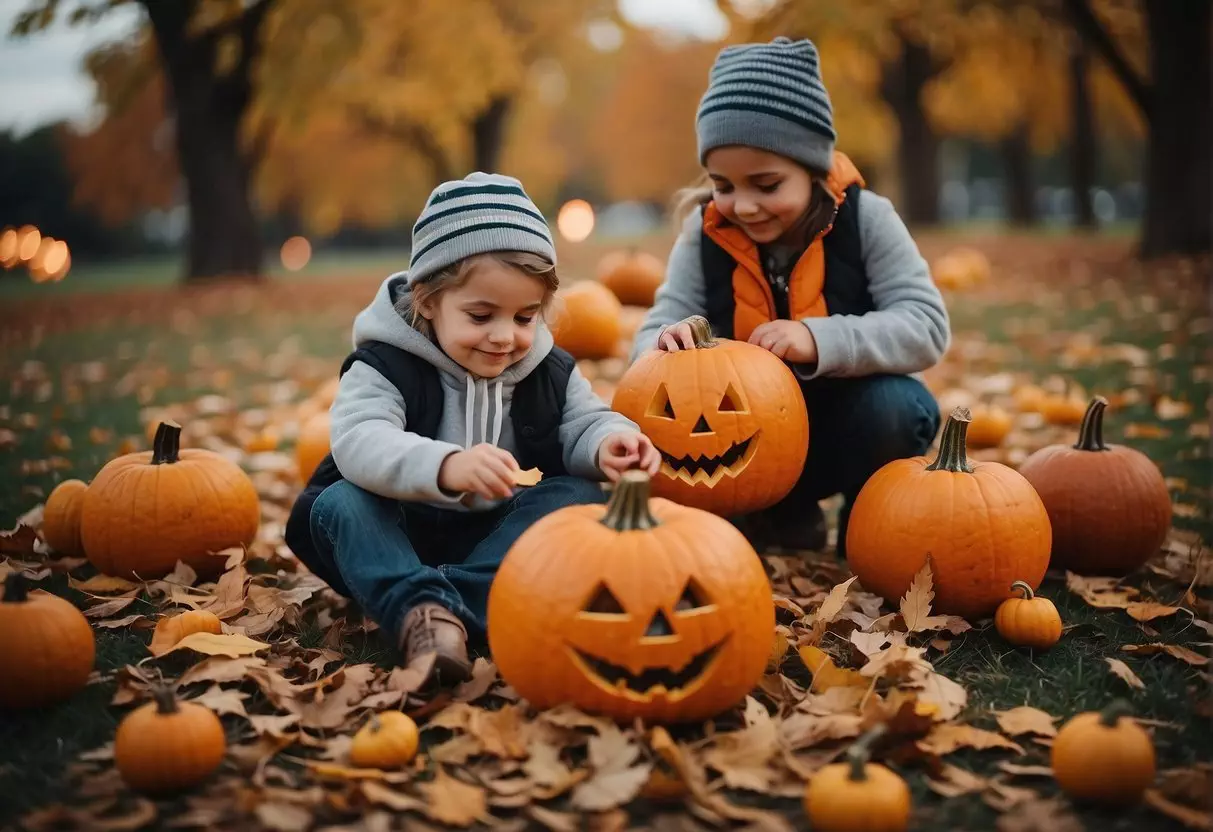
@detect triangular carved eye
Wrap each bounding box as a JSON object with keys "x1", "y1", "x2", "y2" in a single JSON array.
[
  {"x1": 675, "y1": 578, "x2": 712, "y2": 611},
  {"x1": 691, "y1": 415, "x2": 712, "y2": 435},
  {"x1": 718, "y1": 384, "x2": 746, "y2": 413},
  {"x1": 645, "y1": 609, "x2": 675, "y2": 637},
  {"x1": 647, "y1": 383, "x2": 676, "y2": 420},
  {"x1": 583, "y1": 583, "x2": 626, "y2": 614}
]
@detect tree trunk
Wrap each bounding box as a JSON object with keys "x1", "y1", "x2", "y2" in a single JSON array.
[
  {"x1": 1068, "y1": 40, "x2": 1098, "y2": 230},
  {"x1": 143, "y1": 0, "x2": 270, "y2": 281},
  {"x1": 1001, "y1": 124, "x2": 1036, "y2": 226},
  {"x1": 471, "y1": 96, "x2": 514, "y2": 173},
  {"x1": 1141, "y1": 0, "x2": 1211, "y2": 257},
  {"x1": 881, "y1": 37, "x2": 942, "y2": 225}
]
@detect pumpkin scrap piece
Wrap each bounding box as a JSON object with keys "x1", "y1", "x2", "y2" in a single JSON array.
[{"x1": 511, "y1": 468, "x2": 543, "y2": 487}]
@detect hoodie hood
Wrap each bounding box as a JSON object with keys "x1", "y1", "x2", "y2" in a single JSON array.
[{"x1": 350, "y1": 272, "x2": 556, "y2": 449}]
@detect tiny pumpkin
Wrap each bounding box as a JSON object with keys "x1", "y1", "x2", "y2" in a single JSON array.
[
  {"x1": 296, "y1": 411, "x2": 331, "y2": 484},
  {"x1": 488, "y1": 470, "x2": 774, "y2": 724},
  {"x1": 597, "y1": 248, "x2": 665, "y2": 306},
  {"x1": 42, "y1": 478, "x2": 88, "y2": 555},
  {"x1": 115, "y1": 685, "x2": 227, "y2": 793},
  {"x1": 1019, "y1": 396, "x2": 1171, "y2": 575},
  {"x1": 149, "y1": 610, "x2": 224, "y2": 657},
  {"x1": 1051, "y1": 700, "x2": 1155, "y2": 804},
  {"x1": 243, "y1": 426, "x2": 280, "y2": 453},
  {"x1": 550, "y1": 281, "x2": 624, "y2": 360},
  {"x1": 612, "y1": 316, "x2": 809, "y2": 516},
  {"x1": 80, "y1": 421, "x2": 260, "y2": 579},
  {"x1": 349, "y1": 711, "x2": 421, "y2": 768},
  {"x1": 847, "y1": 407, "x2": 1052, "y2": 619},
  {"x1": 966, "y1": 405, "x2": 1013, "y2": 448},
  {"x1": 1012, "y1": 384, "x2": 1047, "y2": 414},
  {"x1": 804, "y1": 725, "x2": 911, "y2": 832},
  {"x1": 0, "y1": 574, "x2": 96, "y2": 709},
  {"x1": 995, "y1": 581, "x2": 1063, "y2": 649},
  {"x1": 1040, "y1": 393, "x2": 1088, "y2": 426}
]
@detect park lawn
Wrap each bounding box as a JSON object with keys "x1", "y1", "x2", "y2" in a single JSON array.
[{"x1": 0, "y1": 234, "x2": 1209, "y2": 831}]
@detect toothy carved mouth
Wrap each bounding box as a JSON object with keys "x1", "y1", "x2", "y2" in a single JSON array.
[
  {"x1": 658, "y1": 433, "x2": 758, "y2": 486},
  {"x1": 569, "y1": 639, "x2": 725, "y2": 699}
]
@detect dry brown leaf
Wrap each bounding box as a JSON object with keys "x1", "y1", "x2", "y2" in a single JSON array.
[
  {"x1": 163, "y1": 632, "x2": 270, "y2": 658},
  {"x1": 253, "y1": 803, "x2": 312, "y2": 832},
  {"x1": 995, "y1": 796, "x2": 1082, "y2": 832},
  {"x1": 570, "y1": 725, "x2": 652, "y2": 811},
  {"x1": 798, "y1": 645, "x2": 869, "y2": 693},
  {"x1": 178, "y1": 656, "x2": 267, "y2": 687},
  {"x1": 190, "y1": 684, "x2": 249, "y2": 718},
  {"x1": 918, "y1": 723, "x2": 1025, "y2": 756},
  {"x1": 998, "y1": 761, "x2": 1055, "y2": 778},
  {"x1": 1143, "y1": 789, "x2": 1213, "y2": 830},
  {"x1": 453, "y1": 658, "x2": 499, "y2": 702},
  {"x1": 849, "y1": 630, "x2": 897, "y2": 657},
  {"x1": 1105, "y1": 657, "x2": 1147, "y2": 689},
  {"x1": 1122, "y1": 643, "x2": 1209, "y2": 666},
  {"x1": 0, "y1": 523, "x2": 38, "y2": 557},
  {"x1": 523, "y1": 740, "x2": 577, "y2": 794},
  {"x1": 1066, "y1": 572, "x2": 1139, "y2": 609},
  {"x1": 913, "y1": 671, "x2": 968, "y2": 721},
  {"x1": 994, "y1": 706, "x2": 1058, "y2": 737},
  {"x1": 419, "y1": 767, "x2": 487, "y2": 827},
  {"x1": 927, "y1": 763, "x2": 988, "y2": 797},
  {"x1": 526, "y1": 805, "x2": 580, "y2": 832},
  {"x1": 1125, "y1": 601, "x2": 1182, "y2": 622},
  {"x1": 468, "y1": 704, "x2": 529, "y2": 759},
  {"x1": 82, "y1": 593, "x2": 139, "y2": 620},
  {"x1": 93, "y1": 614, "x2": 150, "y2": 630},
  {"x1": 813, "y1": 576, "x2": 857, "y2": 624},
  {"x1": 359, "y1": 780, "x2": 426, "y2": 812},
  {"x1": 860, "y1": 644, "x2": 933, "y2": 681},
  {"x1": 702, "y1": 697, "x2": 780, "y2": 792},
  {"x1": 900, "y1": 561, "x2": 952, "y2": 632},
  {"x1": 69, "y1": 574, "x2": 140, "y2": 594},
  {"x1": 248, "y1": 713, "x2": 302, "y2": 739}
]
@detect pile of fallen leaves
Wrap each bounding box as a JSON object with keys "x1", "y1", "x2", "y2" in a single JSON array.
[{"x1": 1, "y1": 236, "x2": 1211, "y2": 830}]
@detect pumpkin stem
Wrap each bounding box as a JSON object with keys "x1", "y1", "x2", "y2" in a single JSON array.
[
  {"x1": 1010, "y1": 580, "x2": 1035, "y2": 600},
  {"x1": 1098, "y1": 699, "x2": 1133, "y2": 728},
  {"x1": 151, "y1": 684, "x2": 180, "y2": 715},
  {"x1": 2, "y1": 573, "x2": 29, "y2": 603},
  {"x1": 924, "y1": 407, "x2": 974, "y2": 473},
  {"x1": 601, "y1": 471, "x2": 660, "y2": 531},
  {"x1": 151, "y1": 421, "x2": 183, "y2": 465},
  {"x1": 685, "y1": 316, "x2": 717, "y2": 349},
  {"x1": 1074, "y1": 396, "x2": 1110, "y2": 452},
  {"x1": 845, "y1": 723, "x2": 889, "y2": 782}
]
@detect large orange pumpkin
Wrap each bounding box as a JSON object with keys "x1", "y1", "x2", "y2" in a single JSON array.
[
  {"x1": 1019, "y1": 397, "x2": 1171, "y2": 575},
  {"x1": 597, "y1": 249, "x2": 665, "y2": 307},
  {"x1": 0, "y1": 574, "x2": 96, "y2": 708},
  {"x1": 612, "y1": 317, "x2": 808, "y2": 516},
  {"x1": 846, "y1": 407, "x2": 1052, "y2": 619},
  {"x1": 80, "y1": 422, "x2": 260, "y2": 579},
  {"x1": 296, "y1": 411, "x2": 331, "y2": 483},
  {"x1": 487, "y1": 471, "x2": 773, "y2": 723},
  {"x1": 42, "y1": 478, "x2": 88, "y2": 555},
  {"x1": 550, "y1": 281, "x2": 623, "y2": 360}
]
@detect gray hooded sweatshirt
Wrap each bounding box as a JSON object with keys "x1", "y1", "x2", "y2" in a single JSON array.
[{"x1": 330, "y1": 275, "x2": 640, "y2": 511}]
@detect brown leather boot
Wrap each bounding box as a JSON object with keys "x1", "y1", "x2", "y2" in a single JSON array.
[{"x1": 398, "y1": 603, "x2": 473, "y2": 686}]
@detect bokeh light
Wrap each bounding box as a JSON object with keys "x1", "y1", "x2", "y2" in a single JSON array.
[
  {"x1": 280, "y1": 236, "x2": 312, "y2": 271},
  {"x1": 16, "y1": 225, "x2": 41, "y2": 262},
  {"x1": 31, "y1": 239, "x2": 71, "y2": 283},
  {"x1": 0, "y1": 228, "x2": 18, "y2": 268},
  {"x1": 556, "y1": 199, "x2": 595, "y2": 243}
]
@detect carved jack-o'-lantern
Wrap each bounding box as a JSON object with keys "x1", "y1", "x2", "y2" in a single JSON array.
[
  {"x1": 487, "y1": 471, "x2": 774, "y2": 723},
  {"x1": 612, "y1": 317, "x2": 809, "y2": 516}
]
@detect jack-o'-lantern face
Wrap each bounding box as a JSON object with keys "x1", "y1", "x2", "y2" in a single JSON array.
[
  {"x1": 613, "y1": 327, "x2": 808, "y2": 516},
  {"x1": 487, "y1": 473, "x2": 774, "y2": 724}
]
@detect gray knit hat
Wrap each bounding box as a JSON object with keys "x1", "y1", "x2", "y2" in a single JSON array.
[
  {"x1": 407, "y1": 172, "x2": 556, "y2": 285},
  {"x1": 696, "y1": 36, "x2": 836, "y2": 172}
]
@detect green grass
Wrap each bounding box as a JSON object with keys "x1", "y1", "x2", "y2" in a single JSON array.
[{"x1": 1, "y1": 241, "x2": 1209, "y2": 829}]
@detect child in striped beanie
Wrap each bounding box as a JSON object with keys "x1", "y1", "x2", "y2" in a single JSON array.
[
  {"x1": 288, "y1": 172, "x2": 659, "y2": 685},
  {"x1": 632, "y1": 36, "x2": 951, "y2": 558}
]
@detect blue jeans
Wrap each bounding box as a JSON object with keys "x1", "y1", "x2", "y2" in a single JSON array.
[
  {"x1": 308, "y1": 476, "x2": 605, "y2": 642},
  {"x1": 766, "y1": 374, "x2": 940, "y2": 549}
]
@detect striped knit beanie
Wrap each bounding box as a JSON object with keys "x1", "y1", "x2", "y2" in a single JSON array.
[
  {"x1": 407, "y1": 172, "x2": 556, "y2": 285},
  {"x1": 696, "y1": 36, "x2": 836, "y2": 172}
]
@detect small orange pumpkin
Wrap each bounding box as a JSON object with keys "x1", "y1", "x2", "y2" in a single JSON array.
[
  {"x1": 1051, "y1": 700, "x2": 1155, "y2": 804},
  {"x1": 115, "y1": 685, "x2": 227, "y2": 793},
  {"x1": 966, "y1": 405, "x2": 1013, "y2": 448},
  {"x1": 42, "y1": 478, "x2": 88, "y2": 555},
  {"x1": 0, "y1": 574, "x2": 96, "y2": 709},
  {"x1": 804, "y1": 725, "x2": 911, "y2": 832},
  {"x1": 1040, "y1": 393, "x2": 1089, "y2": 426},
  {"x1": 296, "y1": 411, "x2": 331, "y2": 483},
  {"x1": 149, "y1": 610, "x2": 224, "y2": 657},
  {"x1": 847, "y1": 407, "x2": 1052, "y2": 619},
  {"x1": 243, "y1": 427, "x2": 280, "y2": 453},
  {"x1": 612, "y1": 316, "x2": 809, "y2": 516},
  {"x1": 550, "y1": 281, "x2": 623, "y2": 360},
  {"x1": 1019, "y1": 397, "x2": 1171, "y2": 575},
  {"x1": 488, "y1": 470, "x2": 774, "y2": 724},
  {"x1": 349, "y1": 711, "x2": 420, "y2": 768},
  {"x1": 597, "y1": 249, "x2": 665, "y2": 306},
  {"x1": 995, "y1": 581, "x2": 1063, "y2": 649},
  {"x1": 80, "y1": 422, "x2": 260, "y2": 579},
  {"x1": 1013, "y1": 384, "x2": 1047, "y2": 413}
]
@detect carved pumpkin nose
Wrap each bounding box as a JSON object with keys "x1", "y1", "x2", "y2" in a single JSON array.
[
  {"x1": 691, "y1": 415, "x2": 712, "y2": 435},
  {"x1": 644, "y1": 609, "x2": 675, "y2": 637}
]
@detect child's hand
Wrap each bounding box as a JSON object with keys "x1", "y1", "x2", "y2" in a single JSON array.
[
  {"x1": 598, "y1": 432, "x2": 662, "y2": 482},
  {"x1": 657, "y1": 317, "x2": 701, "y2": 352},
  {"x1": 747, "y1": 320, "x2": 818, "y2": 364},
  {"x1": 438, "y1": 444, "x2": 520, "y2": 500}
]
